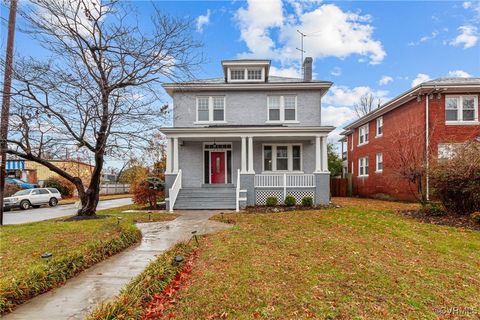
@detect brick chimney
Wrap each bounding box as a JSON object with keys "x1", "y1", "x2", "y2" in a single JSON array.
[{"x1": 303, "y1": 57, "x2": 313, "y2": 82}]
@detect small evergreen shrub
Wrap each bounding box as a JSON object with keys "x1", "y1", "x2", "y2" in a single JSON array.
[
  {"x1": 301, "y1": 196, "x2": 313, "y2": 207},
  {"x1": 284, "y1": 195, "x2": 296, "y2": 207},
  {"x1": 471, "y1": 212, "x2": 480, "y2": 224},
  {"x1": 265, "y1": 197, "x2": 278, "y2": 207},
  {"x1": 419, "y1": 202, "x2": 446, "y2": 216},
  {"x1": 43, "y1": 177, "x2": 75, "y2": 198}
]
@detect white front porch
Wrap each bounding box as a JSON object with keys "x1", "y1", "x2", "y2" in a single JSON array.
[{"x1": 161, "y1": 126, "x2": 333, "y2": 211}]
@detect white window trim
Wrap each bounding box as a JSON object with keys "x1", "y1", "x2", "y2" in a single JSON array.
[
  {"x1": 266, "y1": 95, "x2": 299, "y2": 123},
  {"x1": 262, "y1": 143, "x2": 303, "y2": 172},
  {"x1": 376, "y1": 117, "x2": 383, "y2": 137},
  {"x1": 358, "y1": 156, "x2": 369, "y2": 177},
  {"x1": 445, "y1": 95, "x2": 479, "y2": 125},
  {"x1": 195, "y1": 96, "x2": 227, "y2": 124},
  {"x1": 358, "y1": 124, "x2": 369, "y2": 146},
  {"x1": 227, "y1": 67, "x2": 265, "y2": 82},
  {"x1": 375, "y1": 153, "x2": 383, "y2": 173}
]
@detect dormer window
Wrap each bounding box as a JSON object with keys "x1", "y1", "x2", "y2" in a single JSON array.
[{"x1": 222, "y1": 60, "x2": 270, "y2": 83}]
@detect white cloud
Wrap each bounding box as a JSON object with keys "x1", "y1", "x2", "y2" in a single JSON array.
[
  {"x1": 269, "y1": 65, "x2": 302, "y2": 78},
  {"x1": 323, "y1": 85, "x2": 389, "y2": 108},
  {"x1": 322, "y1": 106, "x2": 356, "y2": 127},
  {"x1": 235, "y1": 1, "x2": 386, "y2": 65},
  {"x1": 450, "y1": 25, "x2": 478, "y2": 49},
  {"x1": 411, "y1": 73, "x2": 431, "y2": 87},
  {"x1": 196, "y1": 9, "x2": 211, "y2": 33},
  {"x1": 378, "y1": 75, "x2": 393, "y2": 85},
  {"x1": 409, "y1": 30, "x2": 439, "y2": 46},
  {"x1": 448, "y1": 70, "x2": 472, "y2": 77},
  {"x1": 330, "y1": 67, "x2": 342, "y2": 77}
]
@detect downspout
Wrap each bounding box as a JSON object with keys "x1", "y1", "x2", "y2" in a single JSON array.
[{"x1": 425, "y1": 94, "x2": 430, "y2": 202}]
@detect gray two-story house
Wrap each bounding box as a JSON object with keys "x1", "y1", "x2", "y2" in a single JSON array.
[{"x1": 161, "y1": 58, "x2": 334, "y2": 211}]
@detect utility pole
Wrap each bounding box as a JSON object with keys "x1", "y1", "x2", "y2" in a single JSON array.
[
  {"x1": 0, "y1": 0, "x2": 18, "y2": 225},
  {"x1": 295, "y1": 29, "x2": 306, "y2": 77}
]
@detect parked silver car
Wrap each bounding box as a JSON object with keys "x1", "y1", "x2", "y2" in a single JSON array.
[{"x1": 3, "y1": 188, "x2": 62, "y2": 210}]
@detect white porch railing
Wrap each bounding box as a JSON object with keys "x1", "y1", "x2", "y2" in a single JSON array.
[
  {"x1": 236, "y1": 169, "x2": 240, "y2": 212},
  {"x1": 254, "y1": 173, "x2": 315, "y2": 188},
  {"x1": 169, "y1": 169, "x2": 182, "y2": 212}
]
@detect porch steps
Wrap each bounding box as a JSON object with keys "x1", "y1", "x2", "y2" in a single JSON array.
[{"x1": 174, "y1": 187, "x2": 236, "y2": 210}]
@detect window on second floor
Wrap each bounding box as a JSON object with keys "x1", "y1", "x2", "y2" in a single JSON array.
[
  {"x1": 196, "y1": 96, "x2": 225, "y2": 123},
  {"x1": 267, "y1": 95, "x2": 297, "y2": 122},
  {"x1": 445, "y1": 95, "x2": 478, "y2": 124},
  {"x1": 358, "y1": 124, "x2": 369, "y2": 145},
  {"x1": 358, "y1": 156, "x2": 369, "y2": 177},
  {"x1": 376, "y1": 117, "x2": 383, "y2": 137}
]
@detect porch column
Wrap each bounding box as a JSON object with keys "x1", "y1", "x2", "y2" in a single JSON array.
[
  {"x1": 315, "y1": 136, "x2": 321, "y2": 172},
  {"x1": 173, "y1": 137, "x2": 179, "y2": 173},
  {"x1": 241, "y1": 136, "x2": 247, "y2": 173},
  {"x1": 247, "y1": 136, "x2": 254, "y2": 173},
  {"x1": 166, "y1": 138, "x2": 173, "y2": 173},
  {"x1": 322, "y1": 136, "x2": 329, "y2": 172}
]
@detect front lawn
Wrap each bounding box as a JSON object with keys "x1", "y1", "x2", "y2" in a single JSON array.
[
  {"x1": 0, "y1": 205, "x2": 176, "y2": 314},
  {"x1": 160, "y1": 198, "x2": 479, "y2": 319}
]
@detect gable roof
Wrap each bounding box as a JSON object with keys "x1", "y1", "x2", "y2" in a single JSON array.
[{"x1": 341, "y1": 77, "x2": 480, "y2": 135}]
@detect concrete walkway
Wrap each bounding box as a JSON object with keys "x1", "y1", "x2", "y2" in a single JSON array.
[{"x1": 4, "y1": 210, "x2": 231, "y2": 320}]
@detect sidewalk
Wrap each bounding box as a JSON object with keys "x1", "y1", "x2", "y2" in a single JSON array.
[{"x1": 3, "y1": 210, "x2": 231, "y2": 320}]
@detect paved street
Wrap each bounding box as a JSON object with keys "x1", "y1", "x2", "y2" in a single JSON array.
[{"x1": 2, "y1": 198, "x2": 133, "y2": 225}]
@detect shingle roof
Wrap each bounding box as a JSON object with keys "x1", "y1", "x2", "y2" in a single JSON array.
[{"x1": 422, "y1": 77, "x2": 480, "y2": 85}]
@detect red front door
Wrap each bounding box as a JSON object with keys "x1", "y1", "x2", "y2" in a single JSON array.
[{"x1": 211, "y1": 152, "x2": 225, "y2": 184}]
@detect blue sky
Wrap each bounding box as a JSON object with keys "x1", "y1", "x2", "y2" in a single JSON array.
[{"x1": 1, "y1": 0, "x2": 479, "y2": 165}]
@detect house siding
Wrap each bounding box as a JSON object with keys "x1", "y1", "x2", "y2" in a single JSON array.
[
  {"x1": 346, "y1": 93, "x2": 480, "y2": 201},
  {"x1": 173, "y1": 90, "x2": 322, "y2": 127}
]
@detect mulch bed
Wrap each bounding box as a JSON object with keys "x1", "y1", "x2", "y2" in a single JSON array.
[
  {"x1": 244, "y1": 203, "x2": 341, "y2": 213},
  {"x1": 400, "y1": 210, "x2": 480, "y2": 231}
]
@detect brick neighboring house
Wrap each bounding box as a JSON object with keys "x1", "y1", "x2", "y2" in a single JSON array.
[{"x1": 340, "y1": 78, "x2": 480, "y2": 201}]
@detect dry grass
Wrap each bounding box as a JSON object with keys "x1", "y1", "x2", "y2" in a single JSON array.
[{"x1": 164, "y1": 198, "x2": 479, "y2": 319}]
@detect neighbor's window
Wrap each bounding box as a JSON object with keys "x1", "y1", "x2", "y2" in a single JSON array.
[
  {"x1": 267, "y1": 95, "x2": 297, "y2": 122},
  {"x1": 263, "y1": 144, "x2": 302, "y2": 172},
  {"x1": 376, "y1": 117, "x2": 383, "y2": 136},
  {"x1": 376, "y1": 153, "x2": 383, "y2": 172},
  {"x1": 358, "y1": 156, "x2": 369, "y2": 177},
  {"x1": 358, "y1": 124, "x2": 369, "y2": 145},
  {"x1": 445, "y1": 95, "x2": 478, "y2": 123},
  {"x1": 196, "y1": 96, "x2": 225, "y2": 122},
  {"x1": 247, "y1": 69, "x2": 262, "y2": 80}
]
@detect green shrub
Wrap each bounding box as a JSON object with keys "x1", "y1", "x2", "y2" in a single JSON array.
[
  {"x1": 265, "y1": 197, "x2": 278, "y2": 207},
  {"x1": 301, "y1": 197, "x2": 313, "y2": 207},
  {"x1": 430, "y1": 141, "x2": 480, "y2": 214},
  {"x1": 471, "y1": 212, "x2": 480, "y2": 224},
  {"x1": 419, "y1": 202, "x2": 446, "y2": 216},
  {"x1": 284, "y1": 195, "x2": 296, "y2": 207},
  {"x1": 43, "y1": 177, "x2": 75, "y2": 198}
]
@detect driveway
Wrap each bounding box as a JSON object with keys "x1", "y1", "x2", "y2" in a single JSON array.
[
  {"x1": 3, "y1": 210, "x2": 230, "y2": 320},
  {"x1": 2, "y1": 198, "x2": 133, "y2": 225}
]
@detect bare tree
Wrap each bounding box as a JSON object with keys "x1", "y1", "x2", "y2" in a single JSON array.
[
  {"x1": 353, "y1": 93, "x2": 382, "y2": 118},
  {"x1": 4, "y1": 0, "x2": 202, "y2": 216}
]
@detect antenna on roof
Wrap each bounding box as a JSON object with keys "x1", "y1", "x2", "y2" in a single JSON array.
[{"x1": 296, "y1": 29, "x2": 306, "y2": 76}]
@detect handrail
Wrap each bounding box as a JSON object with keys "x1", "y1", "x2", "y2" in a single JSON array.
[
  {"x1": 169, "y1": 169, "x2": 182, "y2": 212},
  {"x1": 236, "y1": 169, "x2": 240, "y2": 212},
  {"x1": 254, "y1": 173, "x2": 315, "y2": 188}
]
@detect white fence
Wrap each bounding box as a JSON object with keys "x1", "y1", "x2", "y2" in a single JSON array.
[
  {"x1": 254, "y1": 174, "x2": 315, "y2": 188},
  {"x1": 99, "y1": 183, "x2": 130, "y2": 195}
]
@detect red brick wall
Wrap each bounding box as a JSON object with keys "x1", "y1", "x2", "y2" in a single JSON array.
[{"x1": 346, "y1": 92, "x2": 480, "y2": 201}]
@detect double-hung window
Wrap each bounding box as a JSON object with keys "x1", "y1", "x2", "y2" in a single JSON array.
[
  {"x1": 267, "y1": 95, "x2": 297, "y2": 122},
  {"x1": 445, "y1": 95, "x2": 478, "y2": 124},
  {"x1": 263, "y1": 144, "x2": 302, "y2": 172},
  {"x1": 358, "y1": 124, "x2": 369, "y2": 145},
  {"x1": 196, "y1": 96, "x2": 225, "y2": 123},
  {"x1": 358, "y1": 157, "x2": 369, "y2": 177},
  {"x1": 376, "y1": 153, "x2": 383, "y2": 172},
  {"x1": 376, "y1": 117, "x2": 383, "y2": 137}
]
